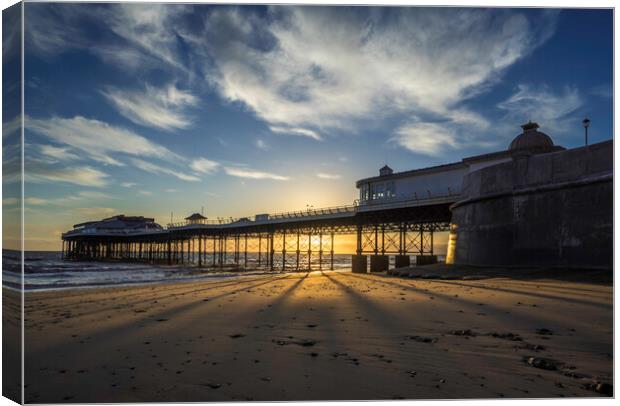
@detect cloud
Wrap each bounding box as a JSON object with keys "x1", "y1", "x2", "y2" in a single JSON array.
[
  {"x1": 391, "y1": 122, "x2": 460, "y2": 156},
  {"x1": 2, "y1": 116, "x2": 21, "y2": 138},
  {"x1": 27, "y1": 115, "x2": 181, "y2": 165},
  {"x1": 39, "y1": 145, "x2": 81, "y2": 161},
  {"x1": 131, "y1": 158, "x2": 201, "y2": 182},
  {"x1": 269, "y1": 126, "x2": 322, "y2": 141},
  {"x1": 224, "y1": 166, "x2": 289, "y2": 181},
  {"x1": 102, "y1": 83, "x2": 198, "y2": 131},
  {"x1": 189, "y1": 157, "x2": 220, "y2": 174},
  {"x1": 3, "y1": 198, "x2": 18, "y2": 206},
  {"x1": 27, "y1": 165, "x2": 109, "y2": 187},
  {"x1": 255, "y1": 139, "x2": 270, "y2": 150},
  {"x1": 138, "y1": 190, "x2": 153, "y2": 196},
  {"x1": 121, "y1": 182, "x2": 137, "y2": 188},
  {"x1": 497, "y1": 84, "x2": 582, "y2": 135},
  {"x1": 73, "y1": 207, "x2": 117, "y2": 218},
  {"x1": 77, "y1": 191, "x2": 115, "y2": 199},
  {"x1": 25, "y1": 197, "x2": 48, "y2": 206},
  {"x1": 590, "y1": 84, "x2": 612, "y2": 99},
  {"x1": 199, "y1": 7, "x2": 557, "y2": 139},
  {"x1": 316, "y1": 172, "x2": 341, "y2": 180}
]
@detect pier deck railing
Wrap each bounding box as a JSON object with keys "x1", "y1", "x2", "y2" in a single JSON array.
[{"x1": 63, "y1": 192, "x2": 462, "y2": 238}]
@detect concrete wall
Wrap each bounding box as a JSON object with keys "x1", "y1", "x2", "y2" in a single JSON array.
[{"x1": 450, "y1": 140, "x2": 613, "y2": 268}]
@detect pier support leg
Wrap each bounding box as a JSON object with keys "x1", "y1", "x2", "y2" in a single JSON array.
[
  {"x1": 307, "y1": 233, "x2": 312, "y2": 271},
  {"x1": 269, "y1": 233, "x2": 274, "y2": 271},
  {"x1": 258, "y1": 235, "x2": 262, "y2": 267},
  {"x1": 296, "y1": 231, "x2": 300, "y2": 270},
  {"x1": 319, "y1": 232, "x2": 323, "y2": 270},
  {"x1": 244, "y1": 234, "x2": 248, "y2": 269},
  {"x1": 395, "y1": 255, "x2": 411, "y2": 269},
  {"x1": 282, "y1": 231, "x2": 286, "y2": 271},
  {"x1": 370, "y1": 255, "x2": 389, "y2": 273},
  {"x1": 330, "y1": 231, "x2": 334, "y2": 271},
  {"x1": 352, "y1": 254, "x2": 367, "y2": 273}
]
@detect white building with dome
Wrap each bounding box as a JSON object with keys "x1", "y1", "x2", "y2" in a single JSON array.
[{"x1": 356, "y1": 122, "x2": 565, "y2": 206}]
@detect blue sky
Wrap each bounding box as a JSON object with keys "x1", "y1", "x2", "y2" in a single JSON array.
[{"x1": 4, "y1": 4, "x2": 613, "y2": 250}]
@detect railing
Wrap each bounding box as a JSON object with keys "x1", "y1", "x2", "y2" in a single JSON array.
[
  {"x1": 267, "y1": 203, "x2": 358, "y2": 220},
  {"x1": 65, "y1": 192, "x2": 463, "y2": 237}
]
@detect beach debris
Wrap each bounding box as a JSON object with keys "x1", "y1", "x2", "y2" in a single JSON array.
[
  {"x1": 332, "y1": 352, "x2": 348, "y2": 358},
  {"x1": 582, "y1": 381, "x2": 613, "y2": 396},
  {"x1": 229, "y1": 333, "x2": 246, "y2": 339},
  {"x1": 450, "y1": 329, "x2": 477, "y2": 337},
  {"x1": 515, "y1": 343, "x2": 545, "y2": 352},
  {"x1": 306, "y1": 324, "x2": 318, "y2": 328},
  {"x1": 271, "y1": 338, "x2": 317, "y2": 347},
  {"x1": 490, "y1": 332, "x2": 522, "y2": 341},
  {"x1": 156, "y1": 318, "x2": 168, "y2": 322},
  {"x1": 461, "y1": 275, "x2": 487, "y2": 280},
  {"x1": 407, "y1": 370, "x2": 417, "y2": 377},
  {"x1": 526, "y1": 357, "x2": 559, "y2": 371},
  {"x1": 310, "y1": 352, "x2": 319, "y2": 357},
  {"x1": 406, "y1": 335, "x2": 438, "y2": 343},
  {"x1": 206, "y1": 383, "x2": 221, "y2": 389},
  {"x1": 535, "y1": 328, "x2": 553, "y2": 335},
  {"x1": 260, "y1": 377, "x2": 272, "y2": 382}
]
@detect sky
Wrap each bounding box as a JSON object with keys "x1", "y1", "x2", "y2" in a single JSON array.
[{"x1": 1, "y1": 4, "x2": 614, "y2": 251}]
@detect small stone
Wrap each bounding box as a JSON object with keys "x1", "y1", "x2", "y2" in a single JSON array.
[
  {"x1": 595, "y1": 382, "x2": 613, "y2": 396},
  {"x1": 527, "y1": 357, "x2": 558, "y2": 371}
]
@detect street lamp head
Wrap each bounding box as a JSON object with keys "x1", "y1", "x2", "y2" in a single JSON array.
[{"x1": 583, "y1": 117, "x2": 590, "y2": 128}]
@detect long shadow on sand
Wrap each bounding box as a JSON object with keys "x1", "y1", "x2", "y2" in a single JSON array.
[{"x1": 27, "y1": 274, "x2": 293, "y2": 356}]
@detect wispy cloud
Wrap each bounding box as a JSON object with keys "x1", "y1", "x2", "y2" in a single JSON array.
[
  {"x1": 73, "y1": 207, "x2": 117, "y2": 218},
  {"x1": 391, "y1": 122, "x2": 460, "y2": 156},
  {"x1": 27, "y1": 115, "x2": 181, "y2": 165},
  {"x1": 131, "y1": 158, "x2": 201, "y2": 182},
  {"x1": 189, "y1": 157, "x2": 219, "y2": 174},
  {"x1": 590, "y1": 84, "x2": 612, "y2": 99},
  {"x1": 316, "y1": 172, "x2": 341, "y2": 180},
  {"x1": 27, "y1": 165, "x2": 109, "y2": 188},
  {"x1": 102, "y1": 83, "x2": 198, "y2": 131},
  {"x1": 224, "y1": 166, "x2": 289, "y2": 181},
  {"x1": 498, "y1": 84, "x2": 582, "y2": 135},
  {"x1": 25, "y1": 197, "x2": 48, "y2": 206},
  {"x1": 121, "y1": 182, "x2": 137, "y2": 188},
  {"x1": 3, "y1": 198, "x2": 18, "y2": 206},
  {"x1": 200, "y1": 7, "x2": 557, "y2": 142},
  {"x1": 138, "y1": 190, "x2": 153, "y2": 196},
  {"x1": 255, "y1": 139, "x2": 270, "y2": 150},
  {"x1": 39, "y1": 144, "x2": 81, "y2": 161},
  {"x1": 269, "y1": 126, "x2": 322, "y2": 141}
]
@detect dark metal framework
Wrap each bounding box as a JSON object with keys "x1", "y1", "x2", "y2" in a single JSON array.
[{"x1": 62, "y1": 203, "x2": 452, "y2": 271}]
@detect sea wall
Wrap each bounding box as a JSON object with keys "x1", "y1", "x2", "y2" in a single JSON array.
[{"x1": 449, "y1": 140, "x2": 613, "y2": 268}]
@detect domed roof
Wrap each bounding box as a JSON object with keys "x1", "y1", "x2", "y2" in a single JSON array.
[{"x1": 509, "y1": 121, "x2": 555, "y2": 153}]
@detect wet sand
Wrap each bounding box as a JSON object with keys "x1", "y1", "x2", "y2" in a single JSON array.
[{"x1": 24, "y1": 270, "x2": 612, "y2": 402}]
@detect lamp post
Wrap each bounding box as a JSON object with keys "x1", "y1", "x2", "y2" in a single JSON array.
[{"x1": 582, "y1": 117, "x2": 590, "y2": 146}]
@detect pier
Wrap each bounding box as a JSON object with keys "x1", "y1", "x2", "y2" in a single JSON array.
[
  {"x1": 61, "y1": 123, "x2": 613, "y2": 271},
  {"x1": 61, "y1": 193, "x2": 456, "y2": 272}
]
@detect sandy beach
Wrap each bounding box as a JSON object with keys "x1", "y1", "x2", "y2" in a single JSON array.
[{"x1": 23, "y1": 269, "x2": 612, "y2": 402}]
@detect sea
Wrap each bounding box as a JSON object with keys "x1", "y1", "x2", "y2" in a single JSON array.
[
  {"x1": 2, "y1": 250, "x2": 352, "y2": 292},
  {"x1": 3, "y1": 250, "x2": 445, "y2": 292}
]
